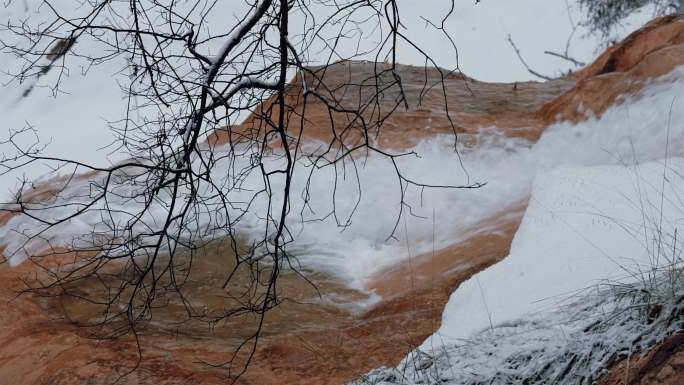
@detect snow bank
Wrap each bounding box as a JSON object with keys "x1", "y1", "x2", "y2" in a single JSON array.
[
  {"x1": 432, "y1": 159, "x2": 684, "y2": 344},
  {"x1": 352, "y1": 67, "x2": 684, "y2": 385},
  {"x1": 419, "y1": 65, "x2": 684, "y2": 345},
  {"x1": 354, "y1": 264, "x2": 684, "y2": 385}
]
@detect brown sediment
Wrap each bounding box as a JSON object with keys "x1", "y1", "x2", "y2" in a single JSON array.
[
  {"x1": 205, "y1": 16, "x2": 684, "y2": 157},
  {"x1": 365, "y1": 200, "x2": 527, "y2": 302},
  {"x1": 571, "y1": 15, "x2": 684, "y2": 81}
]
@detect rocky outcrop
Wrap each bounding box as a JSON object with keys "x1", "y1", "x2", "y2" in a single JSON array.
[
  {"x1": 0, "y1": 208, "x2": 521, "y2": 385},
  {"x1": 208, "y1": 63, "x2": 574, "y2": 150},
  {"x1": 539, "y1": 15, "x2": 684, "y2": 125}
]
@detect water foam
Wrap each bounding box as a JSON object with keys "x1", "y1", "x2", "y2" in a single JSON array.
[{"x1": 1, "y1": 66, "x2": 683, "y2": 290}]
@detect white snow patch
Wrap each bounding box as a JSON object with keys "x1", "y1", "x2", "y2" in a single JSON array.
[{"x1": 431, "y1": 159, "x2": 684, "y2": 345}]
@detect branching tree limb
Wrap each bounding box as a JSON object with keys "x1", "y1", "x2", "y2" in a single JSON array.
[{"x1": 0, "y1": 0, "x2": 478, "y2": 380}]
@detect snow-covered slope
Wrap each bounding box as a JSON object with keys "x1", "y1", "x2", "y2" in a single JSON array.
[
  {"x1": 434, "y1": 159, "x2": 684, "y2": 344},
  {"x1": 352, "y1": 55, "x2": 684, "y2": 385},
  {"x1": 352, "y1": 136, "x2": 684, "y2": 383},
  {"x1": 424, "y1": 62, "x2": 684, "y2": 345},
  {"x1": 353, "y1": 159, "x2": 684, "y2": 385}
]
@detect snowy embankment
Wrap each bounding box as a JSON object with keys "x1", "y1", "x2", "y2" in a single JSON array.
[{"x1": 352, "y1": 69, "x2": 684, "y2": 383}]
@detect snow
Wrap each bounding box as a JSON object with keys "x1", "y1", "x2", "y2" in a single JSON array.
[
  {"x1": 432, "y1": 159, "x2": 684, "y2": 344},
  {"x1": 352, "y1": 67, "x2": 684, "y2": 385},
  {"x1": 0, "y1": 0, "x2": 654, "y2": 186},
  {"x1": 354, "y1": 265, "x2": 684, "y2": 385}
]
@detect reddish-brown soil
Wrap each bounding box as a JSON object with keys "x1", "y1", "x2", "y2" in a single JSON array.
[
  {"x1": 597, "y1": 334, "x2": 684, "y2": 385},
  {"x1": 1, "y1": 14, "x2": 684, "y2": 385}
]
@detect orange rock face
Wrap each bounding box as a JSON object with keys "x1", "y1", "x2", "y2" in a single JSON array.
[
  {"x1": 208, "y1": 62, "x2": 574, "y2": 151},
  {"x1": 1, "y1": 14, "x2": 684, "y2": 385},
  {"x1": 539, "y1": 15, "x2": 684, "y2": 125},
  {"x1": 0, "y1": 207, "x2": 522, "y2": 385}
]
